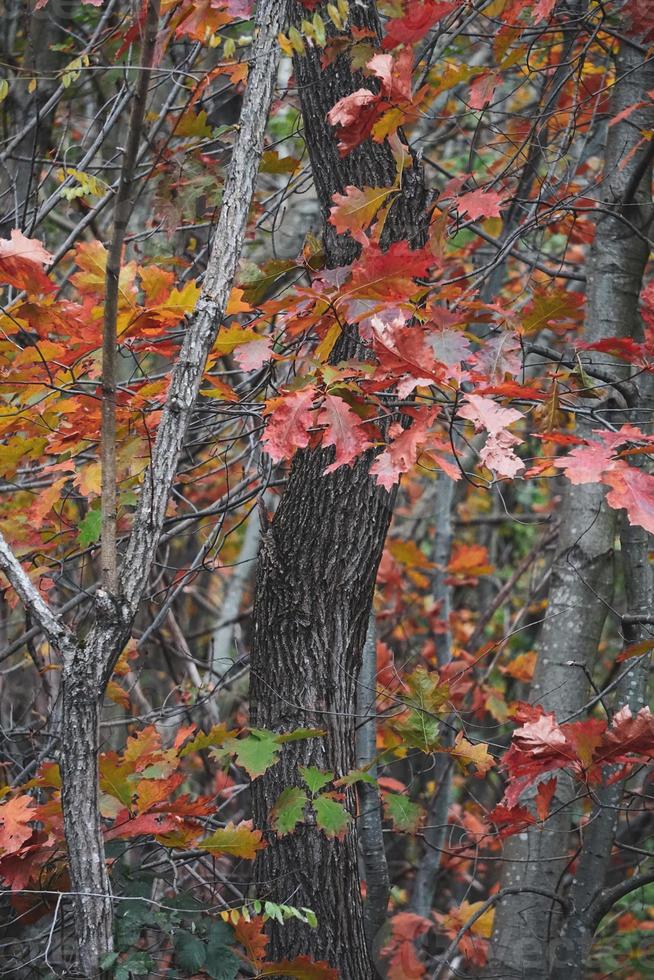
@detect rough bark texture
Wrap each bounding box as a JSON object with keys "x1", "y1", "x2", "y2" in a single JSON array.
[
  {"x1": 249, "y1": 2, "x2": 428, "y2": 974},
  {"x1": 0, "y1": 1, "x2": 287, "y2": 973},
  {"x1": 486, "y1": 41, "x2": 654, "y2": 980},
  {"x1": 357, "y1": 615, "x2": 391, "y2": 947}
]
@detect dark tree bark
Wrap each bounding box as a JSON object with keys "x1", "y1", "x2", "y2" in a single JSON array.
[{"x1": 249, "y1": 2, "x2": 428, "y2": 974}]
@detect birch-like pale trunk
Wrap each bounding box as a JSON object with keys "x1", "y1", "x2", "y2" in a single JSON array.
[
  {"x1": 486, "y1": 40, "x2": 654, "y2": 980},
  {"x1": 0, "y1": 0, "x2": 286, "y2": 971},
  {"x1": 409, "y1": 474, "x2": 455, "y2": 920}
]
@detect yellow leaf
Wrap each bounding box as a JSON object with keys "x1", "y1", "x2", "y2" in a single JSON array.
[
  {"x1": 213, "y1": 325, "x2": 259, "y2": 357},
  {"x1": 315, "y1": 321, "x2": 341, "y2": 362},
  {"x1": 226, "y1": 287, "x2": 252, "y2": 315}
]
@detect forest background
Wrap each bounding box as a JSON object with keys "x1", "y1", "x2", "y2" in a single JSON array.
[{"x1": 1, "y1": 0, "x2": 654, "y2": 978}]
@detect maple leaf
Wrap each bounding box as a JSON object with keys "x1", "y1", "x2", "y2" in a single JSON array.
[
  {"x1": 382, "y1": 0, "x2": 456, "y2": 49},
  {"x1": 370, "y1": 409, "x2": 436, "y2": 490},
  {"x1": 234, "y1": 915, "x2": 268, "y2": 967},
  {"x1": 383, "y1": 792, "x2": 424, "y2": 832},
  {"x1": 470, "y1": 331, "x2": 522, "y2": 380},
  {"x1": 456, "y1": 188, "x2": 504, "y2": 220},
  {"x1": 603, "y1": 464, "x2": 654, "y2": 535},
  {"x1": 104, "y1": 810, "x2": 180, "y2": 842},
  {"x1": 436, "y1": 900, "x2": 494, "y2": 966},
  {"x1": 313, "y1": 793, "x2": 351, "y2": 839},
  {"x1": 328, "y1": 185, "x2": 393, "y2": 244},
  {"x1": 234, "y1": 337, "x2": 273, "y2": 372},
  {"x1": 450, "y1": 732, "x2": 494, "y2": 776},
  {"x1": 553, "y1": 442, "x2": 613, "y2": 484},
  {"x1": 381, "y1": 912, "x2": 431, "y2": 980},
  {"x1": 371, "y1": 315, "x2": 441, "y2": 393},
  {"x1": 522, "y1": 287, "x2": 584, "y2": 334},
  {"x1": 223, "y1": 729, "x2": 281, "y2": 777},
  {"x1": 319, "y1": 394, "x2": 372, "y2": 474},
  {"x1": 447, "y1": 542, "x2": 493, "y2": 578},
  {"x1": 351, "y1": 242, "x2": 434, "y2": 301},
  {"x1": 535, "y1": 776, "x2": 557, "y2": 821},
  {"x1": 459, "y1": 394, "x2": 524, "y2": 478},
  {"x1": 213, "y1": 324, "x2": 259, "y2": 357},
  {"x1": 270, "y1": 787, "x2": 308, "y2": 835},
  {"x1": 429, "y1": 326, "x2": 472, "y2": 381},
  {"x1": 0, "y1": 796, "x2": 36, "y2": 856},
  {"x1": 326, "y1": 50, "x2": 418, "y2": 155},
  {"x1": 326, "y1": 88, "x2": 381, "y2": 156},
  {"x1": 0, "y1": 229, "x2": 54, "y2": 293},
  {"x1": 468, "y1": 72, "x2": 499, "y2": 110},
  {"x1": 201, "y1": 821, "x2": 265, "y2": 859},
  {"x1": 258, "y1": 956, "x2": 338, "y2": 979},
  {"x1": 487, "y1": 803, "x2": 536, "y2": 837},
  {"x1": 501, "y1": 713, "x2": 575, "y2": 806},
  {"x1": 596, "y1": 706, "x2": 654, "y2": 764},
  {"x1": 262, "y1": 387, "x2": 316, "y2": 462}
]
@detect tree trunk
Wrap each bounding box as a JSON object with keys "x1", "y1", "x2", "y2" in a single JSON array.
[
  {"x1": 486, "y1": 39, "x2": 654, "y2": 980},
  {"x1": 249, "y1": 1, "x2": 428, "y2": 973},
  {"x1": 60, "y1": 672, "x2": 113, "y2": 978}
]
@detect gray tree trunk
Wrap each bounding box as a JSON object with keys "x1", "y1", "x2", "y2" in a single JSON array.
[{"x1": 486, "y1": 39, "x2": 654, "y2": 980}]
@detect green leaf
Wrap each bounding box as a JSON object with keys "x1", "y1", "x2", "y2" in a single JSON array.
[
  {"x1": 335, "y1": 767, "x2": 377, "y2": 788},
  {"x1": 300, "y1": 766, "x2": 332, "y2": 796},
  {"x1": 224, "y1": 729, "x2": 280, "y2": 777},
  {"x1": 271, "y1": 787, "x2": 308, "y2": 834},
  {"x1": 393, "y1": 709, "x2": 442, "y2": 752},
  {"x1": 383, "y1": 792, "x2": 424, "y2": 833},
  {"x1": 206, "y1": 921, "x2": 239, "y2": 980},
  {"x1": 174, "y1": 930, "x2": 206, "y2": 973},
  {"x1": 201, "y1": 821, "x2": 264, "y2": 858},
  {"x1": 303, "y1": 907, "x2": 318, "y2": 928},
  {"x1": 100, "y1": 952, "x2": 119, "y2": 970},
  {"x1": 403, "y1": 666, "x2": 450, "y2": 713},
  {"x1": 206, "y1": 948, "x2": 240, "y2": 980},
  {"x1": 276, "y1": 727, "x2": 326, "y2": 744},
  {"x1": 78, "y1": 507, "x2": 102, "y2": 547},
  {"x1": 313, "y1": 793, "x2": 351, "y2": 839},
  {"x1": 115, "y1": 951, "x2": 154, "y2": 978},
  {"x1": 264, "y1": 900, "x2": 285, "y2": 924}
]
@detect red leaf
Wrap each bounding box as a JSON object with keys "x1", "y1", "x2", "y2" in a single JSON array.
[
  {"x1": 328, "y1": 185, "x2": 391, "y2": 244},
  {"x1": 382, "y1": 0, "x2": 456, "y2": 50},
  {"x1": 104, "y1": 809, "x2": 180, "y2": 842},
  {"x1": 234, "y1": 915, "x2": 268, "y2": 967},
  {"x1": 603, "y1": 464, "x2": 654, "y2": 535},
  {"x1": 326, "y1": 88, "x2": 381, "y2": 156},
  {"x1": 0, "y1": 229, "x2": 54, "y2": 293},
  {"x1": 487, "y1": 803, "x2": 536, "y2": 837},
  {"x1": 381, "y1": 912, "x2": 431, "y2": 980},
  {"x1": 262, "y1": 387, "x2": 316, "y2": 461},
  {"x1": 535, "y1": 776, "x2": 557, "y2": 821},
  {"x1": 532, "y1": 0, "x2": 556, "y2": 20},
  {"x1": 319, "y1": 394, "x2": 372, "y2": 474},
  {"x1": 597, "y1": 706, "x2": 654, "y2": 765},
  {"x1": 0, "y1": 796, "x2": 36, "y2": 856},
  {"x1": 370, "y1": 409, "x2": 436, "y2": 490},
  {"x1": 459, "y1": 394, "x2": 524, "y2": 478},
  {"x1": 456, "y1": 188, "x2": 505, "y2": 220},
  {"x1": 259, "y1": 955, "x2": 339, "y2": 979},
  {"x1": 468, "y1": 73, "x2": 499, "y2": 111}
]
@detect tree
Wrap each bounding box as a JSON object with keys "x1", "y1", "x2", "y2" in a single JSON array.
[{"x1": 2, "y1": 2, "x2": 654, "y2": 979}]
